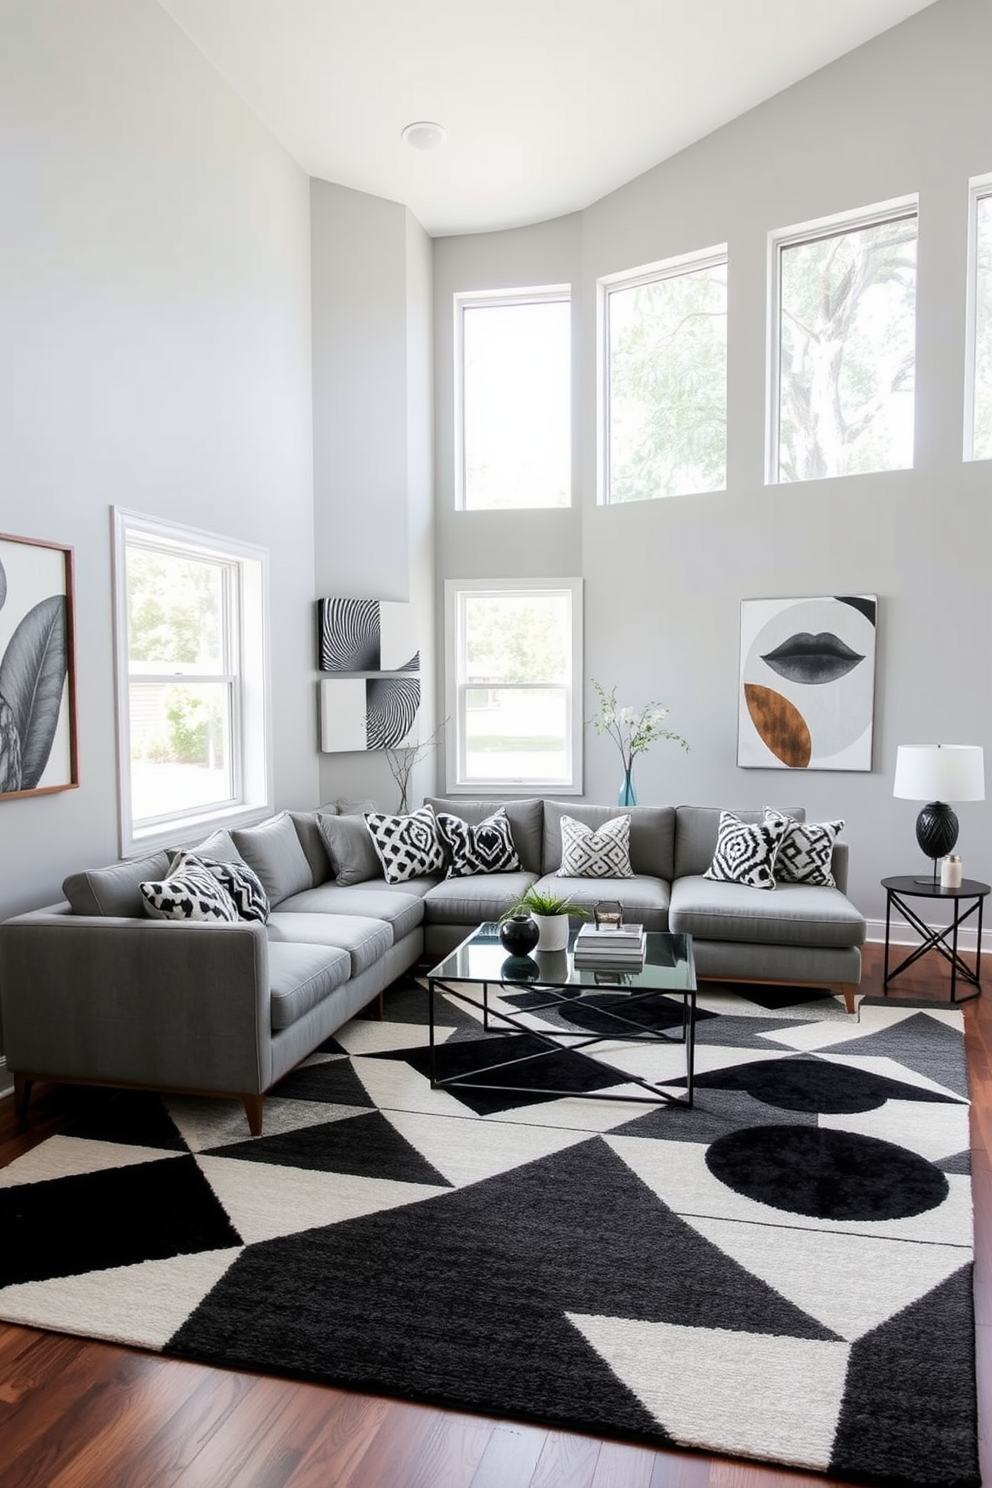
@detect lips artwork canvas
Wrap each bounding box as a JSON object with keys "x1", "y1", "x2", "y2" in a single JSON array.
[{"x1": 737, "y1": 595, "x2": 877, "y2": 770}]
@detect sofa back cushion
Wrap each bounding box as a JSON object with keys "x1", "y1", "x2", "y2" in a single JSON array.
[
  {"x1": 288, "y1": 810, "x2": 333, "y2": 887},
  {"x1": 63, "y1": 850, "x2": 173, "y2": 917},
  {"x1": 675, "y1": 805, "x2": 806, "y2": 879},
  {"x1": 232, "y1": 813, "x2": 314, "y2": 907},
  {"x1": 317, "y1": 811, "x2": 384, "y2": 886},
  {"x1": 424, "y1": 797, "x2": 544, "y2": 875},
  {"x1": 543, "y1": 802, "x2": 675, "y2": 880}
]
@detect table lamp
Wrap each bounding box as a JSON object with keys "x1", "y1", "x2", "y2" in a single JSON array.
[{"x1": 893, "y1": 744, "x2": 985, "y2": 884}]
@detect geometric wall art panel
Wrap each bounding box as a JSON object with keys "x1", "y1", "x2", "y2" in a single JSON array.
[
  {"x1": 737, "y1": 595, "x2": 877, "y2": 771},
  {"x1": 320, "y1": 676, "x2": 420, "y2": 753},
  {"x1": 317, "y1": 598, "x2": 419, "y2": 673}
]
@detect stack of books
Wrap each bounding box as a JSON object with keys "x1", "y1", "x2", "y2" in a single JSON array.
[{"x1": 573, "y1": 921, "x2": 646, "y2": 969}]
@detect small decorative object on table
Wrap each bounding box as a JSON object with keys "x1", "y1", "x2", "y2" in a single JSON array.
[
  {"x1": 588, "y1": 679, "x2": 688, "y2": 809},
  {"x1": 498, "y1": 912, "x2": 540, "y2": 957},
  {"x1": 594, "y1": 900, "x2": 624, "y2": 930},
  {"x1": 941, "y1": 854, "x2": 963, "y2": 890}
]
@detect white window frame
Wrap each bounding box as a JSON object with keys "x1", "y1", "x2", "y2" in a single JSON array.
[
  {"x1": 964, "y1": 173, "x2": 992, "y2": 462},
  {"x1": 766, "y1": 194, "x2": 918, "y2": 485},
  {"x1": 453, "y1": 285, "x2": 571, "y2": 511},
  {"x1": 443, "y1": 577, "x2": 583, "y2": 795},
  {"x1": 112, "y1": 508, "x2": 271, "y2": 857},
  {"x1": 598, "y1": 245, "x2": 728, "y2": 506}
]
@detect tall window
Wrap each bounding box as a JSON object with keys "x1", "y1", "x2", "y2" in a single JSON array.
[
  {"x1": 455, "y1": 288, "x2": 571, "y2": 509},
  {"x1": 966, "y1": 178, "x2": 992, "y2": 462},
  {"x1": 444, "y1": 579, "x2": 582, "y2": 793},
  {"x1": 601, "y1": 248, "x2": 727, "y2": 503},
  {"x1": 771, "y1": 200, "x2": 918, "y2": 483},
  {"x1": 113, "y1": 510, "x2": 269, "y2": 855}
]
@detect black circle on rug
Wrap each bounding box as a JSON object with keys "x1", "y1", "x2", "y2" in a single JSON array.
[
  {"x1": 705, "y1": 1125, "x2": 949, "y2": 1221},
  {"x1": 727, "y1": 1057, "x2": 905, "y2": 1114}
]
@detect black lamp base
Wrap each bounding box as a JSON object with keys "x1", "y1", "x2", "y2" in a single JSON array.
[{"x1": 915, "y1": 801, "x2": 958, "y2": 884}]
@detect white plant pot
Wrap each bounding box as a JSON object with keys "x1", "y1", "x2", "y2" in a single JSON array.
[{"x1": 533, "y1": 913, "x2": 570, "y2": 952}]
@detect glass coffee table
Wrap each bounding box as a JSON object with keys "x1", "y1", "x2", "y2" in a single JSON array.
[{"x1": 425, "y1": 923, "x2": 697, "y2": 1107}]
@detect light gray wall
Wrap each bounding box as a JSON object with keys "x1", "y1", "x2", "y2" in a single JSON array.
[
  {"x1": 433, "y1": 0, "x2": 992, "y2": 933},
  {"x1": 0, "y1": 0, "x2": 317, "y2": 924},
  {"x1": 311, "y1": 182, "x2": 435, "y2": 809}
]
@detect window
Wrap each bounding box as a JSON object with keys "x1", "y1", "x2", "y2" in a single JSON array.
[
  {"x1": 444, "y1": 579, "x2": 582, "y2": 793},
  {"x1": 455, "y1": 288, "x2": 571, "y2": 509},
  {"x1": 966, "y1": 177, "x2": 992, "y2": 462},
  {"x1": 771, "y1": 199, "x2": 917, "y2": 483},
  {"x1": 113, "y1": 509, "x2": 270, "y2": 855},
  {"x1": 601, "y1": 247, "x2": 727, "y2": 504}
]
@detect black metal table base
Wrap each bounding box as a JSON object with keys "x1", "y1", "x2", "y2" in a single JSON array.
[
  {"x1": 427, "y1": 975, "x2": 696, "y2": 1107},
  {"x1": 883, "y1": 880, "x2": 986, "y2": 1004}
]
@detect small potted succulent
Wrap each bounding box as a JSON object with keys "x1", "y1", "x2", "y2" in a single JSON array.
[{"x1": 502, "y1": 887, "x2": 590, "y2": 953}]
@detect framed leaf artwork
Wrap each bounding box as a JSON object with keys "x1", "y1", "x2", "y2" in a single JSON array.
[
  {"x1": 737, "y1": 595, "x2": 877, "y2": 771},
  {"x1": 0, "y1": 533, "x2": 78, "y2": 799}
]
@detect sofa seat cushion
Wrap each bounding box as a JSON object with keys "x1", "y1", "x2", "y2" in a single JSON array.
[
  {"x1": 267, "y1": 941, "x2": 350, "y2": 1031},
  {"x1": 265, "y1": 912, "x2": 392, "y2": 977},
  {"x1": 669, "y1": 875, "x2": 866, "y2": 949},
  {"x1": 533, "y1": 873, "x2": 670, "y2": 932},
  {"x1": 274, "y1": 883, "x2": 425, "y2": 942},
  {"x1": 423, "y1": 870, "x2": 536, "y2": 926}
]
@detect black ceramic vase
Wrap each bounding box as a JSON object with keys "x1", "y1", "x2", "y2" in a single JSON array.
[{"x1": 498, "y1": 912, "x2": 540, "y2": 957}]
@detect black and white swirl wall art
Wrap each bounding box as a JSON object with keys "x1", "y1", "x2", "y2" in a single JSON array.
[
  {"x1": 737, "y1": 595, "x2": 877, "y2": 771},
  {"x1": 317, "y1": 598, "x2": 419, "y2": 674},
  {"x1": 319, "y1": 677, "x2": 420, "y2": 752}
]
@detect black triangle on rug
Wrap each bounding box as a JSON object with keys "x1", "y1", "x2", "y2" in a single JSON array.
[{"x1": 0, "y1": 981, "x2": 979, "y2": 1488}]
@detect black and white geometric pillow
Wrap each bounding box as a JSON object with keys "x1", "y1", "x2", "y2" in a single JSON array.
[
  {"x1": 704, "y1": 810, "x2": 787, "y2": 891},
  {"x1": 436, "y1": 809, "x2": 521, "y2": 879},
  {"x1": 171, "y1": 851, "x2": 271, "y2": 922},
  {"x1": 365, "y1": 805, "x2": 446, "y2": 884},
  {"x1": 766, "y1": 809, "x2": 844, "y2": 886},
  {"x1": 557, "y1": 814, "x2": 634, "y2": 879},
  {"x1": 140, "y1": 859, "x2": 240, "y2": 922}
]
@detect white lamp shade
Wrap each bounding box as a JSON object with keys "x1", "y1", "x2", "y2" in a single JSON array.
[{"x1": 893, "y1": 744, "x2": 985, "y2": 803}]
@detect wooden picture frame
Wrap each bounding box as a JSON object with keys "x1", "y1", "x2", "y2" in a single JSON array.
[{"x1": 0, "y1": 532, "x2": 78, "y2": 800}]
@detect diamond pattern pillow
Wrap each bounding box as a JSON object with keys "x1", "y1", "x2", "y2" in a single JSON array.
[
  {"x1": 704, "y1": 811, "x2": 787, "y2": 891},
  {"x1": 140, "y1": 860, "x2": 240, "y2": 922},
  {"x1": 436, "y1": 808, "x2": 521, "y2": 879},
  {"x1": 766, "y1": 809, "x2": 844, "y2": 887},
  {"x1": 365, "y1": 805, "x2": 446, "y2": 884},
  {"x1": 556, "y1": 814, "x2": 634, "y2": 879},
  {"x1": 171, "y1": 851, "x2": 271, "y2": 922}
]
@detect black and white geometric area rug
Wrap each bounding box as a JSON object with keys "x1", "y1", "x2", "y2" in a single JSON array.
[{"x1": 0, "y1": 981, "x2": 979, "y2": 1487}]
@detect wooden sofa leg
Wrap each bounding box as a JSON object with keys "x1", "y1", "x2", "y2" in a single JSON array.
[
  {"x1": 13, "y1": 1073, "x2": 33, "y2": 1129},
  {"x1": 243, "y1": 1094, "x2": 265, "y2": 1137},
  {"x1": 840, "y1": 985, "x2": 858, "y2": 1014}
]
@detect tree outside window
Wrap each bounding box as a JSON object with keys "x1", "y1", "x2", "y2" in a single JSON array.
[{"x1": 775, "y1": 210, "x2": 917, "y2": 482}]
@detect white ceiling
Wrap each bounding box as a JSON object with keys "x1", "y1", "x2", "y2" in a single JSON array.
[{"x1": 157, "y1": 0, "x2": 939, "y2": 237}]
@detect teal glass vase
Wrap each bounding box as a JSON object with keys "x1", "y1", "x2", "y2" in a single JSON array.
[{"x1": 618, "y1": 768, "x2": 637, "y2": 807}]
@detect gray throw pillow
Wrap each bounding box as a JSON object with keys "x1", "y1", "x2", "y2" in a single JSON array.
[{"x1": 317, "y1": 811, "x2": 383, "y2": 886}]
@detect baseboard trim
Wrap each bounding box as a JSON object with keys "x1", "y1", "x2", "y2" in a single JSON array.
[{"x1": 865, "y1": 917, "x2": 989, "y2": 954}]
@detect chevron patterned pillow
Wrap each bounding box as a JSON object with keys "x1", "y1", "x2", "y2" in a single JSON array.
[
  {"x1": 765, "y1": 809, "x2": 844, "y2": 886},
  {"x1": 172, "y1": 851, "x2": 271, "y2": 923},
  {"x1": 436, "y1": 808, "x2": 522, "y2": 879},
  {"x1": 557, "y1": 813, "x2": 634, "y2": 878},
  {"x1": 139, "y1": 860, "x2": 240, "y2": 922},
  {"x1": 365, "y1": 805, "x2": 446, "y2": 883},
  {"x1": 704, "y1": 810, "x2": 787, "y2": 890}
]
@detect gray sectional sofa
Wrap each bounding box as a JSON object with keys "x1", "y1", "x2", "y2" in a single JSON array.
[{"x1": 0, "y1": 796, "x2": 866, "y2": 1135}]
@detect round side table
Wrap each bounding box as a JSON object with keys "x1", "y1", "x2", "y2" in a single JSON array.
[{"x1": 881, "y1": 875, "x2": 989, "y2": 1003}]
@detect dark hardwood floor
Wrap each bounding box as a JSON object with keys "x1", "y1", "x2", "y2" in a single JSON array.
[{"x1": 1, "y1": 943, "x2": 988, "y2": 1488}]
